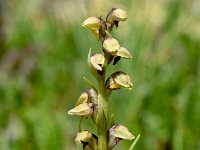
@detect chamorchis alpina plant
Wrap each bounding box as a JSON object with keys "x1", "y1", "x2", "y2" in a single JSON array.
[{"x1": 68, "y1": 8, "x2": 140, "y2": 150}]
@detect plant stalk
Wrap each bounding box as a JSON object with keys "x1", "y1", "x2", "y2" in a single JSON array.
[{"x1": 97, "y1": 68, "x2": 108, "y2": 150}]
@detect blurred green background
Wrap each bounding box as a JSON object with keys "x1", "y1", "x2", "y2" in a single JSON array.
[{"x1": 0, "y1": 0, "x2": 200, "y2": 150}]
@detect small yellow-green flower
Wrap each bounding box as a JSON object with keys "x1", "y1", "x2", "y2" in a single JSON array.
[
  {"x1": 76, "y1": 131, "x2": 98, "y2": 150},
  {"x1": 103, "y1": 37, "x2": 120, "y2": 55},
  {"x1": 106, "y1": 71, "x2": 133, "y2": 90},
  {"x1": 68, "y1": 103, "x2": 94, "y2": 117},
  {"x1": 108, "y1": 124, "x2": 135, "y2": 149},
  {"x1": 110, "y1": 124, "x2": 135, "y2": 140},
  {"x1": 82, "y1": 17, "x2": 101, "y2": 30},
  {"x1": 112, "y1": 8, "x2": 127, "y2": 22},
  {"x1": 82, "y1": 17, "x2": 101, "y2": 39},
  {"x1": 106, "y1": 8, "x2": 127, "y2": 29},
  {"x1": 76, "y1": 131, "x2": 92, "y2": 143},
  {"x1": 90, "y1": 53, "x2": 105, "y2": 71}
]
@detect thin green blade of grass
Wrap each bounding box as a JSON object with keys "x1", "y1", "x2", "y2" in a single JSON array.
[{"x1": 129, "y1": 134, "x2": 140, "y2": 150}]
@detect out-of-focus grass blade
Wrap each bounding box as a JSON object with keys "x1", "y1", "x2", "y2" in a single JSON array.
[{"x1": 129, "y1": 134, "x2": 140, "y2": 150}]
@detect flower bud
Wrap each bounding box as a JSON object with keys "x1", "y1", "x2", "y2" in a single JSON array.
[
  {"x1": 82, "y1": 17, "x2": 101, "y2": 30},
  {"x1": 103, "y1": 37, "x2": 120, "y2": 55},
  {"x1": 108, "y1": 124, "x2": 135, "y2": 149},
  {"x1": 90, "y1": 54, "x2": 105, "y2": 71},
  {"x1": 68, "y1": 103, "x2": 94, "y2": 117},
  {"x1": 106, "y1": 71, "x2": 133, "y2": 90},
  {"x1": 116, "y1": 47, "x2": 132, "y2": 59}
]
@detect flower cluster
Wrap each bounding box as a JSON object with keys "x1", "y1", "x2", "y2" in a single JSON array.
[{"x1": 68, "y1": 8, "x2": 136, "y2": 150}]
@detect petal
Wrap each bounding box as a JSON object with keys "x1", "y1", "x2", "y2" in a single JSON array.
[
  {"x1": 68, "y1": 103, "x2": 93, "y2": 117},
  {"x1": 90, "y1": 29, "x2": 100, "y2": 40},
  {"x1": 106, "y1": 76, "x2": 121, "y2": 90},
  {"x1": 87, "y1": 88, "x2": 98, "y2": 105},
  {"x1": 90, "y1": 54, "x2": 105, "y2": 71},
  {"x1": 82, "y1": 17, "x2": 101, "y2": 29},
  {"x1": 76, "y1": 92, "x2": 88, "y2": 106},
  {"x1": 110, "y1": 124, "x2": 135, "y2": 140},
  {"x1": 116, "y1": 47, "x2": 132, "y2": 59},
  {"x1": 112, "y1": 8, "x2": 127, "y2": 21},
  {"x1": 76, "y1": 131, "x2": 92, "y2": 143}
]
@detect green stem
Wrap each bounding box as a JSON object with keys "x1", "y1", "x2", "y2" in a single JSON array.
[
  {"x1": 98, "y1": 79, "x2": 108, "y2": 116},
  {"x1": 96, "y1": 28, "x2": 110, "y2": 150},
  {"x1": 78, "y1": 117, "x2": 83, "y2": 132},
  {"x1": 97, "y1": 70, "x2": 108, "y2": 150}
]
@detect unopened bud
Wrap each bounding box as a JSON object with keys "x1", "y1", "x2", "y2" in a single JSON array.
[
  {"x1": 68, "y1": 103, "x2": 93, "y2": 117},
  {"x1": 103, "y1": 37, "x2": 120, "y2": 55}
]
